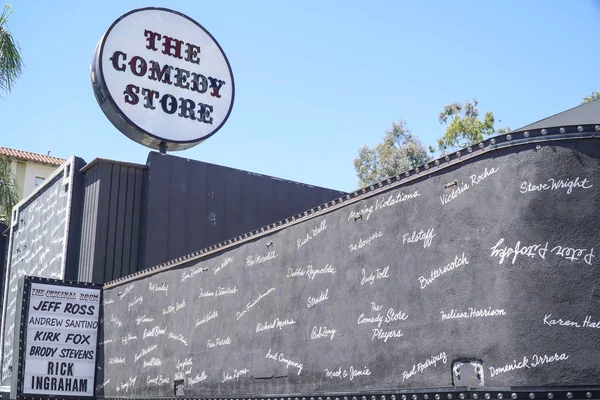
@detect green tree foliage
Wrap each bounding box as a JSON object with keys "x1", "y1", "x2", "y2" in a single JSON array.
[
  {"x1": 581, "y1": 90, "x2": 600, "y2": 104},
  {"x1": 0, "y1": 156, "x2": 19, "y2": 224},
  {"x1": 353, "y1": 120, "x2": 429, "y2": 188},
  {"x1": 0, "y1": 5, "x2": 21, "y2": 224},
  {"x1": 0, "y1": 4, "x2": 23, "y2": 95},
  {"x1": 433, "y1": 99, "x2": 509, "y2": 154}
]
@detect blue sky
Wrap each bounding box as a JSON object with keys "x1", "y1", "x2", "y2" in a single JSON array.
[{"x1": 1, "y1": 1, "x2": 599, "y2": 192}]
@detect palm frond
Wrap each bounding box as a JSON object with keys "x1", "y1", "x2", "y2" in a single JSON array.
[
  {"x1": 0, "y1": 156, "x2": 19, "y2": 224},
  {"x1": 0, "y1": 5, "x2": 23, "y2": 95}
]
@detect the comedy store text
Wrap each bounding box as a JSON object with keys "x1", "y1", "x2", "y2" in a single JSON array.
[{"x1": 108, "y1": 29, "x2": 228, "y2": 124}]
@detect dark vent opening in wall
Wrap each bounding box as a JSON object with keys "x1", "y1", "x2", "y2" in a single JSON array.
[{"x1": 452, "y1": 359, "x2": 484, "y2": 387}]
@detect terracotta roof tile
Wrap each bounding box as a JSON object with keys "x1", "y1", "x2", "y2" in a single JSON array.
[{"x1": 0, "y1": 147, "x2": 66, "y2": 166}]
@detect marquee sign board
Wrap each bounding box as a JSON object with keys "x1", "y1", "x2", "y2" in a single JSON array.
[
  {"x1": 11, "y1": 277, "x2": 101, "y2": 399},
  {"x1": 91, "y1": 7, "x2": 235, "y2": 151}
]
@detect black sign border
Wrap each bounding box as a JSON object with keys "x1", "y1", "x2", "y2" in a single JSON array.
[
  {"x1": 91, "y1": 6, "x2": 236, "y2": 151},
  {"x1": 12, "y1": 276, "x2": 103, "y2": 400}
]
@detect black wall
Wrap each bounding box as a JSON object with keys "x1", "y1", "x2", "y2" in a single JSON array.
[
  {"x1": 138, "y1": 152, "x2": 347, "y2": 271},
  {"x1": 98, "y1": 136, "x2": 600, "y2": 398},
  {"x1": 77, "y1": 153, "x2": 345, "y2": 284},
  {"x1": 78, "y1": 159, "x2": 146, "y2": 283}
]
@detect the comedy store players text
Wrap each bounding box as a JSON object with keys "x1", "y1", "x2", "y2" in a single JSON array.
[
  {"x1": 23, "y1": 283, "x2": 100, "y2": 396},
  {"x1": 109, "y1": 29, "x2": 228, "y2": 124}
]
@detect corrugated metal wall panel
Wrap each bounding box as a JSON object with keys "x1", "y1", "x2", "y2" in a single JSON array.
[
  {"x1": 239, "y1": 171, "x2": 260, "y2": 235},
  {"x1": 78, "y1": 154, "x2": 344, "y2": 281},
  {"x1": 185, "y1": 159, "x2": 207, "y2": 257},
  {"x1": 223, "y1": 169, "x2": 243, "y2": 242},
  {"x1": 78, "y1": 161, "x2": 146, "y2": 283},
  {"x1": 92, "y1": 164, "x2": 111, "y2": 283},
  {"x1": 205, "y1": 162, "x2": 226, "y2": 248},
  {"x1": 104, "y1": 164, "x2": 121, "y2": 280},
  {"x1": 139, "y1": 152, "x2": 346, "y2": 270},
  {"x1": 167, "y1": 156, "x2": 188, "y2": 261},
  {"x1": 121, "y1": 167, "x2": 136, "y2": 277},
  {"x1": 128, "y1": 168, "x2": 144, "y2": 275},
  {"x1": 77, "y1": 165, "x2": 100, "y2": 282},
  {"x1": 113, "y1": 165, "x2": 130, "y2": 278}
]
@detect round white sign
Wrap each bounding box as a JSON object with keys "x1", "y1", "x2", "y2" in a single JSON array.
[{"x1": 91, "y1": 8, "x2": 234, "y2": 151}]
